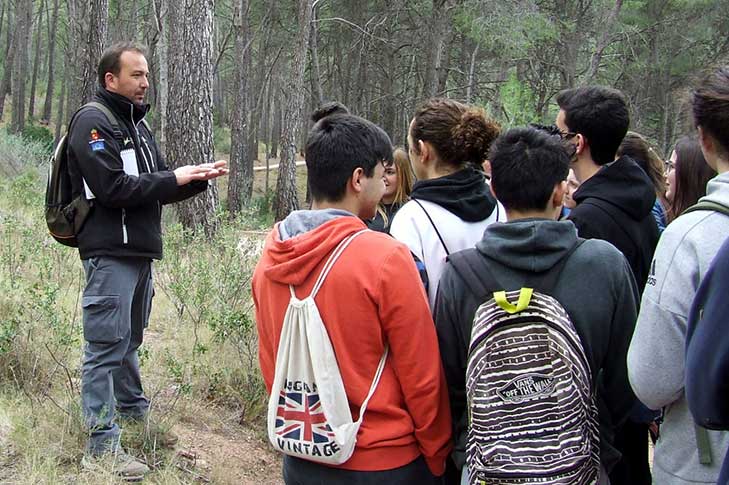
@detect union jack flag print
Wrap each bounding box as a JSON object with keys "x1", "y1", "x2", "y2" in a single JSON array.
[{"x1": 275, "y1": 390, "x2": 335, "y2": 443}]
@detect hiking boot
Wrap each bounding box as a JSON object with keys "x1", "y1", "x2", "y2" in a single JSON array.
[{"x1": 82, "y1": 449, "x2": 150, "y2": 482}]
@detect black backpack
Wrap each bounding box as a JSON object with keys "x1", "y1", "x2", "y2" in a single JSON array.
[
  {"x1": 449, "y1": 241, "x2": 600, "y2": 485},
  {"x1": 45, "y1": 102, "x2": 123, "y2": 247}
]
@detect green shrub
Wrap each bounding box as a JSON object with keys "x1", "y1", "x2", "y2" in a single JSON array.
[
  {"x1": 22, "y1": 124, "x2": 54, "y2": 152},
  {"x1": 0, "y1": 129, "x2": 52, "y2": 178}
]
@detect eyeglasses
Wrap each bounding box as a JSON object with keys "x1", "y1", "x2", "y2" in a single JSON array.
[
  {"x1": 559, "y1": 131, "x2": 578, "y2": 141},
  {"x1": 664, "y1": 160, "x2": 675, "y2": 171}
]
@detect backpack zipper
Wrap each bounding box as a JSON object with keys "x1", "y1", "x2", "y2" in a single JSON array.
[{"x1": 121, "y1": 208, "x2": 128, "y2": 244}]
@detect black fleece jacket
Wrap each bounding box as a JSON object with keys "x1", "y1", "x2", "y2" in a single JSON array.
[
  {"x1": 568, "y1": 156, "x2": 659, "y2": 292},
  {"x1": 67, "y1": 88, "x2": 207, "y2": 260},
  {"x1": 434, "y1": 219, "x2": 639, "y2": 472}
]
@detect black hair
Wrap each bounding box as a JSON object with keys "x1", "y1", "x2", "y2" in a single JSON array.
[
  {"x1": 98, "y1": 41, "x2": 147, "y2": 88},
  {"x1": 311, "y1": 102, "x2": 350, "y2": 123},
  {"x1": 306, "y1": 114, "x2": 393, "y2": 202},
  {"x1": 556, "y1": 86, "x2": 629, "y2": 165},
  {"x1": 489, "y1": 127, "x2": 570, "y2": 212}
]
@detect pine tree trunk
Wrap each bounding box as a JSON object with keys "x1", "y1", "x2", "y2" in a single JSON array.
[
  {"x1": 0, "y1": 4, "x2": 15, "y2": 122},
  {"x1": 166, "y1": 0, "x2": 219, "y2": 235},
  {"x1": 54, "y1": 64, "x2": 67, "y2": 144},
  {"x1": 422, "y1": 0, "x2": 454, "y2": 99},
  {"x1": 27, "y1": 0, "x2": 44, "y2": 120},
  {"x1": 273, "y1": 0, "x2": 313, "y2": 221},
  {"x1": 9, "y1": 0, "x2": 33, "y2": 134},
  {"x1": 152, "y1": 0, "x2": 168, "y2": 155},
  {"x1": 269, "y1": 83, "x2": 281, "y2": 159},
  {"x1": 42, "y1": 0, "x2": 60, "y2": 123},
  {"x1": 309, "y1": 5, "x2": 324, "y2": 106},
  {"x1": 67, "y1": 0, "x2": 108, "y2": 108},
  {"x1": 227, "y1": 0, "x2": 252, "y2": 214}
]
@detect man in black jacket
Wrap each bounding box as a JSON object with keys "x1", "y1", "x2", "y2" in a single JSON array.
[
  {"x1": 556, "y1": 86, "x2": 658, "y2": 484},
  {"x1": 68, "y1": 42, "x2": 227, "y2": 480},
  {"x1": 434, "y1": 127, "x2": 638, "y2": 484}
]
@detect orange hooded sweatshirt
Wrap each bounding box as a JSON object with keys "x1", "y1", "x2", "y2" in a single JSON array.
[{"x1": 253, "y1": 214, "x2": 452, "y2": 475}]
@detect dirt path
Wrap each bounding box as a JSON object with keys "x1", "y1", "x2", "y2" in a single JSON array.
[{"x1": 173, "y1": 415, "x2": 283, "y2": 484}]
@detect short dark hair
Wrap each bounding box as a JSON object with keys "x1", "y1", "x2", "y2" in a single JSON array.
[
  {"x1": 306, "y1": 114, "x2": 393, "y2": 202},
  {"x1": 98, "y1": 41, "x2": 147, "y2": 88},
  {"x1": 489, "y1": 127, "x2": 570, "y2": 212},
  {"x1": 692, "y1": 66, "x2": 729, "y2": 157},
  {"x1": 556, "y1": 86, "x2": 629, "y2": 165},
  {"x1": 311, "y1": 101, "x2": 349, "y2": 123}
]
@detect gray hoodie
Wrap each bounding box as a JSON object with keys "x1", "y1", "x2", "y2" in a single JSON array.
[
  {"x1": 435, "y1": 219, "x2": 639, "y2": 471},
  {"x1": 628, "y1": 171, "x2": 729, "y2": 484}
]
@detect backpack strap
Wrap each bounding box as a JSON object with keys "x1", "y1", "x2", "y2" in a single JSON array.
[
  {"x1": 355, "y1": 343, "x2": 389, "y2": 425},
  {"x1": 287, "y1": 227, "x2": 388, "y2": 427},
  {"x1": 79, "y1": 101, "x2": 125, "y2": 145},
  {"x1": 527, "y1": 239, "x2": 586, "y2": 294},
  {"x1": 447, "y1": 249, "x2": 502, "y2": 300},
  {"x1": 695, "y1": 424, "x2": 713, "y2": 465},
  {"x1": 682, "y1": 200, "x2": 729, "y2": 218},
  {"x1": 290, "y1": 228, "x2": 369, "y2": 300},
  {"x1": 448, "y1": 239, "x2": 585, "y2": 300},
  {"x1": 413, "y1": 199, "x2": 450, "y2": 255}
]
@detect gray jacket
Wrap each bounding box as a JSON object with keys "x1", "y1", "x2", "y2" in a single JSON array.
[
  {"x1": 628, "y1": 171, "x2": 729, "y2": 484},
  {"x1": 435, "y1": 219, "x2": 639, "y2": 471}
]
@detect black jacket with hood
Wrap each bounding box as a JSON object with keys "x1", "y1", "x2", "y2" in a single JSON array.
[
  {"x1": 67, "y1": 88, "x2": 207, "y2": 260},
  {"x1": 568, "y1": 156, "x2": 659, "y2": 292},
  {"x1": 434, "y1": 219, "x2": 639, "y2": 472}
]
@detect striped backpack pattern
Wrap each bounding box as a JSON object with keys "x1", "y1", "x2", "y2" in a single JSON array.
[{"x1": 450, "y1": 241, "x2": 599, "y2": 485}]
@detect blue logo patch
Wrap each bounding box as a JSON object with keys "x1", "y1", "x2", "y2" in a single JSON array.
[{"x1": 89, "y1": 140, "x2": 106, "y2": 152}]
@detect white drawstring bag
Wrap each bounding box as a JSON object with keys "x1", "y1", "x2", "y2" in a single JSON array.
[{"x1": 267, "y1": 229, "x2": 389, "y2": 465}]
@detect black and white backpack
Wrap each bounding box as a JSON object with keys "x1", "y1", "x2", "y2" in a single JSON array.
[{"x1": 449, "y1": 241, "x2": 600, "y2": 485}]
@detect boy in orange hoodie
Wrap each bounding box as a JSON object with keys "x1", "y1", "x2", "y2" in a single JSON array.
[{"x1": 253, "y1": 110, "x2": 452, "y2": 484}]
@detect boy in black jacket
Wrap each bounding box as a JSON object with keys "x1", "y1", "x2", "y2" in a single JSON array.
[
  {"x1": 556, "y1": 85, "x2": 658, "y2": 484},
  {"x1": 434, "y1": 127, "x2": 638, "y2": 484}
]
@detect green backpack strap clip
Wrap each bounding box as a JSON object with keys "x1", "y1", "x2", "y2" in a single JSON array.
[
  {"x1": 695, "y1": 424, "x2": 713, "y2": 465},
  {"x1": 493, "y1": 288, "x2": 533, "y2": 314}
]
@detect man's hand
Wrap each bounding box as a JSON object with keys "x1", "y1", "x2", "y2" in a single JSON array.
[{"x1": 174, "y1": 160, "x2": 229, "y2": 186}]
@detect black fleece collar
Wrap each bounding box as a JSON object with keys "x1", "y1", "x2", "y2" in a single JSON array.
[
  {"x1": 410, "y1": 167, "x2": 497, "y2": 222},
  {"x1": 96, "y1": 87, "x2": 150, "y2": 125}
]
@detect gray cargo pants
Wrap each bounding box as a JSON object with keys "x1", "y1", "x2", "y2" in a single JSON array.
[{"x1": 81, "y1": 256, "x2": 153, "y2": 455}]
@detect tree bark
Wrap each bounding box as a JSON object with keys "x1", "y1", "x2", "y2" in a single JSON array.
[
  {"x1": 466, "y1": 43, "x2": 479, "y2": 104},
  {"x1": 309, "y1": 4, "x2": 324, "y2": 106},
  {"x1": 269, "y1": 77, "x2": 281, "y2": 159},
  {"x1": 584, "y1": 0, "x2": 624, "y2": 82},
  {"x1": 28, "y1": 0, "x2": 45, "y2": 120},
  {"x1": 55, "y1": 63, "x2": 68, "y2": 144},
  {"x1": 10, "y1": 0, "x2": 33, "y2": 134},
  {"x1": 422, "y1": 0, "x2": 454, "y2": 99},
  {"x1": 3, "y1": 1, "x2": 10, "y2": 58},
  {"x1": 0, "y1": 2, "x2": 5, "y2": 57},
  {"x1": 42, "y1": 0, "x2": 60, "y2": 123},
  {"x1": 227, "y1": 0, "x2": 252, "y2": 214},
  {"x1": 67, "y1": 0, "x2": 108, "y2": 108},
  {"x1": 166, "y1": 0, "x2": 219, "y2": 235},
  {"x1": 273, "y1": 0, "x2": 314, "y2": 221},
  {"x1": 152, "y1": 0, "x2": 168, "y2": 155}
]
